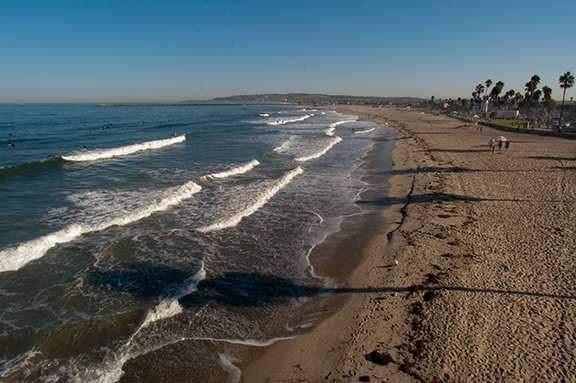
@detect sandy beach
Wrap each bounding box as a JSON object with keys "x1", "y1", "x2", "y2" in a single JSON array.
[{"x1": 243, "y1": 106, "x2": 576, "y2": 382}]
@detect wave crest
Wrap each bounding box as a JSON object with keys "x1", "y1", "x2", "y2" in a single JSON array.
[
  {"x1": 62, "y1": 135, "x2": 186, "y2": 162},
  {"x1": 295, "y1": 137, "x2": 342, "y2": 162},
  {"x1": 273, "y1": 137, "x2": 295, "y2": 153},
  {"x1": 0, "y1": 181, "x2": 202, "y2": 273},
  {"x1": 354, "y1": 127, "x2": 375, "y2": 134},
  {"x1": 142, "y1": 261, "x2": 206, "y2": 326},
  {"x1": 267, "y1": 115, "x2": 312, "y2": 126},
  {"x1": 203, "y1": 160, "x2": 260, "y2": 180},
  {"x1": 198, "y1": 167, "x2": 303, "y2": 232}
]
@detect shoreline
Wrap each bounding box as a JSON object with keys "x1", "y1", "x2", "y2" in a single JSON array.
[
  {"x1": 242, "y1": 106, "x2": 576, "y2": 382},
  {"x1": 241, "y1": 109, "x2": 413, "y2": 382}
]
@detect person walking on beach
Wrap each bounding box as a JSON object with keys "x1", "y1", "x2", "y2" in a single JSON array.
[
  {"x1": 497, "y1": 136, "x2": 507, "y2": 152},
  {"x1": 489, "y1": 137, "x2": 497, "y2": 153}
]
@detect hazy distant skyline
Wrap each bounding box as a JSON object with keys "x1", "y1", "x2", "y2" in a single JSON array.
[{"x1": 1, "y1": 0, "x2": 575, "y2": 103}]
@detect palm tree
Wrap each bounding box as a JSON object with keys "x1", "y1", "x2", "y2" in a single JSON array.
[
  {"x1": 513, "y1": 92, "x2": 523, "y2": 108},
  {"x1": 479, "y1": 80, "x2": 492, "y2": 117},
  {"x1": 559, "y1": 71, "x2": 575, "y2": 129},
  {"x1": 485, "y1": 79, "x2": 493, "y2": 96},
  {"x1": 489, "y1": 81, "x2": 505, "y2": 107},
  {"x1": 504, "y1": 89, "x2": 515, "y2": 108},
  {"x1": 475, "y1": 84, "x2": 485, "y2": 97},
  {"x1": 522, "y1": 74, "x2": 542, "y2": 117},
  {"x1": 542, "y1": 86, "x2": 555, "y2": 126},
  {"x1": 473, "y1": 84, "x2": 484, "y2": 112},
  {"x1": 525, "y1": 75, "x2": 541, "y2": 97}
]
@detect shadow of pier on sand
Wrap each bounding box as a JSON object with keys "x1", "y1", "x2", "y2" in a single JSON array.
[
  {"x1": 88, "y1": 267, "x2": 576, "y2": 308},
  {"x1": 181, "y1": 273, "x2": 576, "y2": 307}
]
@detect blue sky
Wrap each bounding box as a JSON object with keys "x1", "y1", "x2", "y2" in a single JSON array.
[{"x1": 1, "y1": 0, "x2": 575, "y2": 102}]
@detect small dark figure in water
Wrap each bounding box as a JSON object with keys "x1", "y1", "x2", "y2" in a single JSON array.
[
  {"x1": 8, "y1": 142, "x2": 15, "y2": 149},
  {"x1": 83, "y1": 145, "x2": 88, "y2": 149}
]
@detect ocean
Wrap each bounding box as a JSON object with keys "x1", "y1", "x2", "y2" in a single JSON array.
[{"x1": 0, "y1": 104, "x2": 390, "y2": 382}]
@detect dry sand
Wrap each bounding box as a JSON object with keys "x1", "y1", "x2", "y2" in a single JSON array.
[{"x1": 242, "y1": 106, "x2": 576, "y2": 382}]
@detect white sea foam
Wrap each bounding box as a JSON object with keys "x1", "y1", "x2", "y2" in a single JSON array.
[
  {"x1": 0, "y1": 181, "x2": 202, "y2": 273},
  {"x1": 258, "y1": 113, "x2": 270, "y2": 117},
  {"x1": 218, "y1": 354, "x2": 242, "y2": 383},
  {"x1": 329, "y1": 120, "x2": 351, "y2": 128},
  {"x1": 81, "y1": 262, "x2": 206, "y2": 383},
  {"x1": 142, "y1": 261, "x2": 206, "y2": 327},
  {"x1": 310, "y1": 211, "x2": 324, "y2": 225},
  {"x1": 62, "y1": 135, "x2": 186, "y2": 162},
  {"x1": 197, "y1": 167, "x2": 303, "y2": 232},
  {"x1": 267, "y1": 114, "x2": 312, "y2": 126},
  {"x1": 0, "y1": 350, "x2": 40, "y2": 379},
  {"x1": 85, "y1": 331, "x2": 290, "y2": 383},
  {"x1": 354, "y1": 127, "x2": 375, "y2": 134},
  {"x1": 204, "y1": 160, "x2": 260, "y2": 180},
  {"x1": 192, "y1": 335, "x2": 295, "y2": 347},
  {"x1": 273, "y1": 137, "x2": 295, "y2": 153},
  {"x1": 324, "y1": 119, "x2": 357, "y2": 136},
  {"x1": 295, "y1": 137, "x2": 342, "y2": 162},
  {"x1": 329, "y1": 119, "x2": 357, "y2": 129}
]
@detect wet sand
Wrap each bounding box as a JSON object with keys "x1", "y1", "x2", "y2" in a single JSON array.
[{"x1": 242, "y1": 106, "x2": 576, "y2": 382}]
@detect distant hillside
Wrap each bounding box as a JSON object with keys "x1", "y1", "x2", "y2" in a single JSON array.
[{"x1": 183, "y1": 93, "x2": 423, "y2": 105}]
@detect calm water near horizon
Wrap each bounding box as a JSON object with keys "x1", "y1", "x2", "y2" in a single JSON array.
[{"x1": 0, "y1": 104, "x2": 387, "y2": 382}]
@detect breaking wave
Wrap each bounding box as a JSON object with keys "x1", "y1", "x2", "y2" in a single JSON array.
[
  {"x1": 0, "y1": 181, "x2": 202, "y2": 272},
  {"x1": 197, "y1": 167, "x2": 304, "y2": 232},
  {"x1": 273, "y1": 137, "x2": 295, "y2": 153},
  {"x1": 62, "y1": 135, "x2": 186, "y2": 162},
  {"x1": 77, "y1": 262, "x2": 206, "y2": 383},
  {"x1": 142, "y1": 261, "x2": 206, "y2": 327},
  {"x1": 203, "y1": 160, "x2": 260, "y2": 180},
  {"x1": 295, "y1": 137, "x2": 342, "y2": 162},
  {"x1": 354, "y1": 127, "x2": 375, "y2": 134},
  {"x1": 267, "y1": 114, "x2": 312, "y2": 126},
  {"x1": 324, "y1": 119, "x2": 357, "y2": 137}
]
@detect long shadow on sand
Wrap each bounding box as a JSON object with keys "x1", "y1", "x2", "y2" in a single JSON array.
[
  {"x1": 551, "y1": 166, "x2": 576, "y2": 170},
  {"x1": 428, "y1": 148, "x2": 489, "y2": 153},
  {"x1": 180, "y1": 273, "x2": 576, "y2": 307},
  {"x1": 376, "y1": 166, "x2": 480, "y2": 176},
  {"x1": 355, "y1": 192, "x2": 522, "y2": 207},
  {"x1": 526, "y1": 155, "x2": 576, "y2": 161},
  {"x1": 89, "y1": 268, "x2": 576, "y2": 308},
  {"x1": 379, "y1": 166, "x2": 554, "y2": 176}
]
